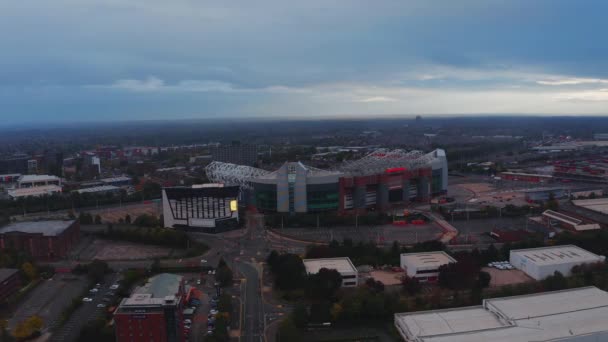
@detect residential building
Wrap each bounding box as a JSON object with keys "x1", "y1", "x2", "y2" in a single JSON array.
[
  {"x1": 395, "y1": 286, "x2": 608, "y2": 342},
  {"x1": 510, "y1": 245, "x2": 605, "y2": 280},
  {"x1": 114, "y1": 273, "x2": 186, "y2": 342},
  {"x1": 0, "y1": 220, "x2": 79, "y2": 261},
  {"x1": 303, "y1": 257, "x2": 359, "y2": 287},
  {"x1": 400, "y1": 251, "x2": 456, "y2": 282}
]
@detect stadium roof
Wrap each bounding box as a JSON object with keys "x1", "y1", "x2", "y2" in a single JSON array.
[
  {"x1": 395, "y1": 287, "x2": 608, "y2": 342},
  {"x1": 509, "y1": 245, "x2": 604, "y2": 267},
  {"x1": 0, "y1": 220, "x2": 76, "y2": 236},
  {"x1": 303, "y1": 257, "x2": 357, "y2": 274}
]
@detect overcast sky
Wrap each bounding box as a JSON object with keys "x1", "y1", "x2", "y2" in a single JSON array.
[{"x1": 1, "y1": 0, "x2": 607, "y2": 124}]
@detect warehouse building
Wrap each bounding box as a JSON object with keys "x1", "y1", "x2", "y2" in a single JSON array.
[
  {"x1": 303, "y1": 257, "x2": 358, "y2": 287},
  {"x1": 395, "y1": 286, "x2": 608, "y2": 342},
  {"x1": 162, "y1": 184, "x2": 239, "y2": 233},
  {"x1": 0, "y1": 220, "x2": 79, "y2": 261},
  {"x1": 510, "y1": 245, "x2": 605, "y2": 281},
  {"x1": 541, "y1": 210, "x2": 600, "y2": 232},
  {"x1": 400, "y1": 251, "x2": 456, "y2": 282}
]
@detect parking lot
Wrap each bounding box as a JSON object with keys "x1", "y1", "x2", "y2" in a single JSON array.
[
  {"x1": 482, "y1": 267, "x2": 534, "y2": 287},
  {"x1": 50, "y1": 273, "x2": 122, "y2": 342},
  {"x1": 9, "y1": 274, "x2": 87, "y2": 332}
]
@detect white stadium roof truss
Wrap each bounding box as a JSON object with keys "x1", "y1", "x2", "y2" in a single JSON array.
[
  {"x1": 205, "y1": 149, "x2": 436, "y2": 187},
  {"x1": 205, "y1": 161, "x2": 271, "y2": 189}
]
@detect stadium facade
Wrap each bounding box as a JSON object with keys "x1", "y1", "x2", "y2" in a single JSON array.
[
  {"x1": 206, "y1": 148, "x2": 447, "y2": 215},
  {"x1": 162, "y1": 184, "x2": 239, "y2": 232}
]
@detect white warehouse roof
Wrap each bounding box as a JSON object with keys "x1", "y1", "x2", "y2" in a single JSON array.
[
  {"x1": 400, "y1": 251, "x2": 456, "y2": 269},
  {"x1": 18, "y1": 174, "x2": 60, "y2": 183},
  {"x1": 303, "y1": 257, "x2": 357, "y2": 274},
  {"x1": 510, "y1": 245, "x2": 604, "y2": 267},
  {"x1": 395, "y1": 287, "x2": 608, "y2": 342}
]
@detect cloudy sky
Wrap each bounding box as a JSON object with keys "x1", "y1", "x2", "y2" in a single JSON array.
[{"x1": 1, "y1": 0, "x2": 607, "y2": 124}]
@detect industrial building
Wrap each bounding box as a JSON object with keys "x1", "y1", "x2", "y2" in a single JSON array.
[
  {"x1": 500, "y1": 172, "x2": 553, "y2": 183},
  {"x1": 521, "y1": 187, "x2": 567, "y2": 202},
  {"x1": 541, "y1": 210, "x2": 600, "y2": 232},
  {"x1": 206, "y1": 148, "x2": 448, "y2": 215},
  {"x1": 162, "y1": 184, "x2": 239, "y2": 232},
  {"x1": 400, "y1": 251, "x2": 456, "y2": 282},
  {"x1": 16, "y1": 174, "x2": 62, "y2": 188},
  {"x1": 0, "y1": 268, "x2": 21, "y2": 303},
  {"x1": 572, "y1": 198, "x2": 608, "y2": 215},
  {"x1": 0, "y1": 220, "x2": 79, "y2": 261},
  {"x1": 510, "y1": 245, "x2": 605, "y2": 281},
  {"x1": 303, "y1": 257, "x2": 358, "y2": 287},
  {"x1": 74, "y1": 185, "x2": 122, "y2": 195},
  {"x1": 7, "y1": 185, "x2": 63, "y2": 199},
  {"x1": 395, "y1": 286, "x2": 608, "y2": 342},
  {"x1": 114, "y1": 273, "x2": 186, "y2": 342}
]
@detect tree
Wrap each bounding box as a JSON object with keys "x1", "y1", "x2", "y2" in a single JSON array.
[
  {"x1": 365, "y1": 278, "x2": 385, "y2": 293},
  {"x1": 87, "y1": 260, "x2": 109, "y2": 283},
  {"x1": 401, "y1": 275, "x2": 422, "y2": 295},
  {"x1": 477, "y1": 271, "x2": 492, "y2": 288},
  {"x1": 13, "y1": 316, "x2": 43, "y2": 340},
  {"x1": 21, "y1": 262, "x2": 38, "y2": 281},
  {"x1": 438, "y1": 254, "x2": 480, "y2": 290},
  {"x1": 292, "y1": 303, "x2": 309, "y2": 329},
  {"x1": 125, "y1": 214, "x2": 131, "y2": 224},
  {"x1": 215, "y1": 258, "x2": 233, "y2": 288},
  {"x1": 276, "y1": 318, "x2": 302, "y2": 342},
  {"x1": 268, "y1": 253, "x2": 306, "y2": 291},
  {"x1": 306, "y1": 268, "x2": 342, "y2": 300},
  {"x1": 94, "y1": 214, "x2": 102, "y2": 225},
  {"x1": 542, "y1": 271, "x2": 568, "y2": 291}
]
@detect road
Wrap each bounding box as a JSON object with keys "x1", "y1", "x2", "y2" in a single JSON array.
[{"x1": 237, "y1": 262, "x2": 265, "y2": 342}]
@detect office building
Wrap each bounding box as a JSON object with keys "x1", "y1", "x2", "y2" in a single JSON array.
[
  {"x1": 303, "y1": 257, "x2": 359, "y2": 287},
  {"x1": 162, "y1": 184, "x2": 239, "y2": 233},
  {"x1": 400, "y1": 251, "x2": 456, "y2": 282},
  {"x1": 395, "y1": 286, "x2": 608, "y2": 342},
  {"x1": 114, "y1": 273, "x2": 186, "y2": 342},
  {"x1": 510, "y1": 245, "x2": 605, "y2": 280},
  {"x1": 0, "y1": 220, "x2": 79, "y2": 261}
]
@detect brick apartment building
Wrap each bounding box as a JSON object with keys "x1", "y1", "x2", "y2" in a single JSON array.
[
  {"x1": 0, "y1": 268, "x2": 21, "y2": 302},
  {"x1": 114, "y1": 273, "x2": 186, "y2": 342},
  {"x1": 0, "y1": 220, "x2": 79, "y2": 261}
]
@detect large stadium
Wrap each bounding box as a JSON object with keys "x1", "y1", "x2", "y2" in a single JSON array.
[{"x1": 205, "y1": 148, "x2": 447, "y2": 215}]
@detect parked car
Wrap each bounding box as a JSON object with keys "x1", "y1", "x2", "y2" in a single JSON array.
[
  {"x1": 210, "y1": 309, "x2": 219, "y2": 315},
  {"x1": 110, "y1": 284, "x2": 119, "y2": 290},
  {"x1": 97, "y1": 303, "x2": 106, "y2": 308},
  {"x1": 89, "y1": 288, "x2": 99, "y2": 293},
  {"x1": 83, "y1": 297, "x2": 93, "y2": 302}
]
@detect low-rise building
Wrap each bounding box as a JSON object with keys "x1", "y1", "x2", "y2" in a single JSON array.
[
  {"x1": 400, "y1": 251, "x2": 456, "y2": 282},
  {"x1": 303, "y1": 257, "x2": 358, "y2": 287},
  {"x1": 0, "y1": 268, "x2": 21, "y2": 302},
  {"x1": 16, "y1": 174, "x2": 61, "y2": 188},
  {"x1": 510, "y1": 245, "x2": 605, "y2": 280},
  {"x1": 541, "y1": 210, "x2": 600, "y2": 232},
  {"x1": 74, "y1": 185, "x2": 121, "y2": 195},
  {"x1": 0, "y1": 220, "x2": 79, "y2": 261},
  {"x1": 114, "y1": 273, "x2": 186, "y2": 342},
  {"x1": 7, "y1": 185, "x2": 63, "y2": 199},
  {"x1": 395, "y1": 286, "x2": 608, "y2": 342}
]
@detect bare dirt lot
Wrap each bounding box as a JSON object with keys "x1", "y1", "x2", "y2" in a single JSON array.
[
  {"x1": 78, "y1": 239, "x2": 173, "y2": 261},
  {"x1": 457, "y1": 183, "x2": 529, "y2": 207},
  {"x1": 95, "y1": 203, "x2": 161, "y2": 223},
  {"x1": 369, "y1": 270, "x2": 404, "y2": 286},
  {"x1": 482, "y1": 266, "x2": 534, "y2": 287}
]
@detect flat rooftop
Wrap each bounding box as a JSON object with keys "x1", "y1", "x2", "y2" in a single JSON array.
[
  {"x1": 0, "y1": 268, "x2": 19, "y2": 282},
  {"x1": 18, "y1": 175, "x2": 60, "y2": 183},
  {"x1": 395, "y1": 287, "x2": 608, "y2": 342},
  {"x1": 400, "y1": 251, "x2": 456, "y2": 269},
  {"x1": 510, "y1": 245, "x2": 604, "y2": 267},
  {"x1": 303, "y1": 257, "x2": 357, "y2": 274},
  {"x1": 573, "y1": 198, "x2": 608, "y2": 215},
  {"x1": 8, "y1": 185, "x2": 62, "y2": 197},
  {"x1": 100, "y1": 176, "x2": 131, "y2": 183},
  {"x1": 0, "y1": 220, "x2": 75, "y2": 236},
  {"x1": 75, "y1": 185, "x2": 120, "y2": 194},
  {"x1": 123, "y1": 273, "x2": 184, "y2": 307}
]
